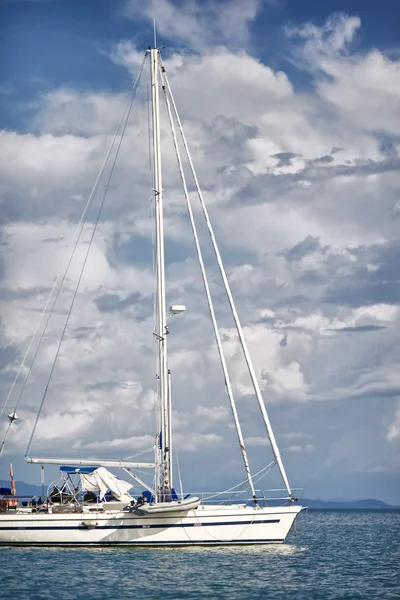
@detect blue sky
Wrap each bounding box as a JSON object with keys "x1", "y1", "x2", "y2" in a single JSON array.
[
  {"x1": 1, "y1": 0, "x2": 400, "y2": 503},
  {"x1": 1, "y1": 0, "x2": 399, "y2": 127}
]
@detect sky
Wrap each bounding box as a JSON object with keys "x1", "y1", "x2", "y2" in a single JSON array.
[{"x1": 0, "y1": 0, "x2": 399, "y2": 504}]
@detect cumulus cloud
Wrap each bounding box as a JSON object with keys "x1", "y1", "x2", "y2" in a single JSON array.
[
  {"x1": 122, "y1": 0, "x2": 262, "y2": 50},
  {"x1": 287, "y1": 13, "x2": 400, "y2": 135}
]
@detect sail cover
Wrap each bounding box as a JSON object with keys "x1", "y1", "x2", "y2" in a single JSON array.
[{"x1": 80, "y1": 467, "x2": 133, "y2": 503}]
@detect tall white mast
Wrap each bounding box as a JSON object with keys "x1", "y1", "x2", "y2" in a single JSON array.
[{"x1": 150, "y1": 47, "x2": 171, "y2": 495}]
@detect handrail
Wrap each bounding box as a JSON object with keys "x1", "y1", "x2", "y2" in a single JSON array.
[{"x1": 180, "y1": 488, "x2": 304, "y2": 506}]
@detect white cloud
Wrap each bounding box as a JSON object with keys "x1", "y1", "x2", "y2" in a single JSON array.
[
  {"x1": 286, "y1": 13, "x2": 362, "y2": 68},
  {"x1": 195, "y1": 405, "x2": 229, "y2": 422},
  {"x1": 287, "y1": 13, "x2": 400, "y2": 135},
  {"x1": 32, "y1": 90, "x2": 135, "y2": 136},
  {"x1": 122, "y1": 0, "x2": 262, "y2": 50},
  {"x1": 285, "y1": 444, "x2": 314, "y2": 453},
  {"x1": 173, "y1": 432, "x2": 224, "y2": 452},
  {"x1": 387, "y1": 402, "x2": 400, "y2": 442}
]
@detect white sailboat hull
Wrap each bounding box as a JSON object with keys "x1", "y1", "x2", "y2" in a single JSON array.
[{"x1": 0, "y1": 504, "x2": 302, "y2": 546}]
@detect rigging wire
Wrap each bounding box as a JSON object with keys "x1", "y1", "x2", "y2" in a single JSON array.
[
  {"x1": 201, "y1": 460, "x2": 277, "y2": 503},
  {"x1": 123, "y1": 445, "x2": 155, "y2": 461},
  {"x1": 24, "y1": 55, "x2": 147, "y2": 458},
  {"x1": 225, "y1": 460, "x2": 278, "y2": 503},
  {"x1": 1, "y1": 100, "x2": 130, "y2": 421},
  {"x1": 175, "y1": 443, "x2": 184, "y2": 499},
  {"x1": 0, "y1": 55, "x2": 148, "y2": 458},
  {"x1": 161, "y1": 64, "x2": 292, "y2": 497},
  {"x1": 159, "y1": 60, "x2": 257, "y2": 500}
]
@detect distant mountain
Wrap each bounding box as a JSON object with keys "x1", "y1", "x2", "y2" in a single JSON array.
[
  {"x1": 0, "y1": 479, "x2": 44, "y2": 497},
  {"x1": 0, "y1": 480, "x2": 398, "y2": 508}
]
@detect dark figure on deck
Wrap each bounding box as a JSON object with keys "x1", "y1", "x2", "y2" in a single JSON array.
[
  {"x1": 48, "y1": 486, "x2": 62, "y2": 503},
  {"x1": 83, "y1": 491, "x2": 97, "y2": 503}
]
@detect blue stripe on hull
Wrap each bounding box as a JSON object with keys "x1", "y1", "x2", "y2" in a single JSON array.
[{"x1": 0, "y1": 518, "x2": 280, "y2": 531}]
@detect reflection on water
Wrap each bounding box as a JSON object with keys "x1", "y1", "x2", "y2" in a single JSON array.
[{"x1": 166, "y1": 543, "x2": 308, "y2": 556}]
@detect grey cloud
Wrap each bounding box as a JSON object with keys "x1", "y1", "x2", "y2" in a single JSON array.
[
  {"x1": 380, "y1": 136, "x2": 399, "y2": 160},
  {"x1": 234, "y1": 155, "x2": 400, "y2": 208},
  {"x1": 324, "y1": 281, "x2": 400, "y2": 307},
  {"x1": 42, "y1": 237, "x2": 65, "y2": 244},
  {"x1": 272, "y1": 294, "x2": 311, "y2": 308},
  {"x1": 279, "y1": 334, "x2": 288, "y2": 346},
  {"x1": 0, "y1": 257, "x2": 5, "y2": 282},
  {"x1": 284, "y1": 235, "x2": 321, "y2": 262},
  {"x1": 270, "y1": 152, "x2": 298, "y2": 167},
  {"x1": 0, "y1": 189, "x2": 21, "y2": 225},
  {"x1": 0, "y1": 286, "x2": 50, "y2": 301},
  {"x1": 298, "y1": 270, "x2": 327, "y2": 286},
  {"x1": 0, "y1": 345, "x2": 18, "y2": 371},
  {"x1": 85, "y1": 381, "x2": 119, "y2": 392},
  {"x1": 72, "y1": 326, "x2": 97, "y2": 339},
  {"x1": 309, "y1": 155, "x2": 334, "y2": 165},
  {"x1": 0, "y1": 326, "x2": 19, "y2": 389},
  {"x1": 326, "y1": 156, "x2": 400, "y2": 177},
  {"x1": 275, "y1": 237, "x2": 400, "y2": 311},
  {"x1": 346, "y1": 385, "x2": 400, "y2": 402},
  {"x1": 202, "y1": 115, "x2": 258, "y2": 178},
  {"x1": 94, "y1": 292, "x2": 142, "y2": 313},
  {"x1": 323, "y1": 241, "x2": 400, "y2": 307},
  {"x1": 310, "y1": 154, "x2": 396, "y2": 181}
]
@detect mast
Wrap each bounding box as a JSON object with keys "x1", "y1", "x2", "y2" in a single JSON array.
[{"x1": 150, "y1": 47, "x2": 171, "y2": 496}]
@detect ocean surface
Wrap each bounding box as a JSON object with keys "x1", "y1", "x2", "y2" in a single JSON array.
[{"x1": 1, "y1": 510, "x2": 399, "y2": 599}]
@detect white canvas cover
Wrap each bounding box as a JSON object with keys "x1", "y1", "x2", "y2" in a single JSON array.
[{"x1": 80, "y1": 467, "x2": 133, "y2": 503}]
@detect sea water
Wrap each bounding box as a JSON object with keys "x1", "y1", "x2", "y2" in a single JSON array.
[{"x1": 1, "y1": 510, "x2": 399, "y2": 599}]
